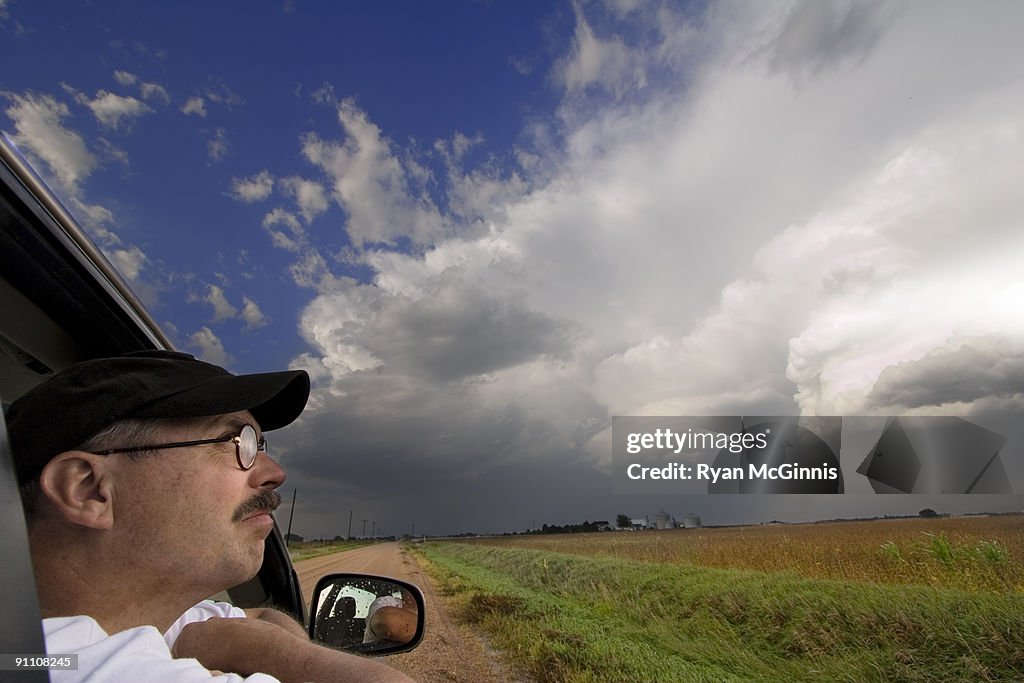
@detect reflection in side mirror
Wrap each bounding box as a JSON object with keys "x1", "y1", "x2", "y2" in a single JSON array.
[{"x1": 309, "y1": 573, "x2": 425, "y2": 655}]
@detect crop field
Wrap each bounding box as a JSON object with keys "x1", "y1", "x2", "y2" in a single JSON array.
[
  {"x1": 460, "y1": 515, "x2": 1024, "y2": 593},
  {"x1": 413, "y1": 515, "x2": 1024, "y2": 682}
]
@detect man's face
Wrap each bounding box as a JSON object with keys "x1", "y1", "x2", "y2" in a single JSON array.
[{"x1": 107, "y1": 410, "x2": 286, "y2": 597}]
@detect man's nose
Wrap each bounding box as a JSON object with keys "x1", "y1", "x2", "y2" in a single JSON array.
[{"x1": 251, "y1": 451, "x2": 286, "y2": 489}]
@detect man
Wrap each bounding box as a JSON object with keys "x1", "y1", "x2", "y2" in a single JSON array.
[
  {"x1": 364, "y1": 589, "x2": 419, "y2": 645},
  {"x1": 7, "y1": 349, "x2": 414, "y2": 682}
]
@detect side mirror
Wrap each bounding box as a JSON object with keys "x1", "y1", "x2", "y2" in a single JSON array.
[{"x1": 309, "y1": 573, "x2": 425, "y2": 655}]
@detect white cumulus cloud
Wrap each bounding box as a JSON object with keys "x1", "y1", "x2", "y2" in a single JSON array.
[
  {"x1": 181, "y1": 96, "x2": 207, "y2": 117},
  {"x1": 554, "y1": 5, "x2": 643, "y2": 97},
  {"x1": 241, "y1": 296, "x2": 269, "y2": 329},
  {"x1": 207, "y1": 127, "x2": 229, "y2": 161},
  {"x1": 301, "y1": 98, "x2": 446, "y2": 246},
  {"x1": 76, "y1": 89, "x2": 153, "y2": 130},
  {"x1": 279, "y1": 176, "x2": 329, "y2": 224},
  {"x1": 3, "y1": 91, "x2": 97, "y2": 193},
  {"x1": 193, "y1": 284, "x2": 238, "y2": 323},
  {"x1": 113, "y1": 70, "x2": 138, "y2": 87},
  {"x1": 231, "y1": 170, "x2": 274, "y2": 202},
  {"x1": 189, "y1": 327, "x2": 232, "y2": 366},
  {"x1": 107, "y1": 245, "x2": 148, "y2": 282},
  {"x1": 261, "y1": 208, "x2": 305, "y2": 252},
  {"x1": 140, "y1": 82, "x2": 170, "y2": 104}
]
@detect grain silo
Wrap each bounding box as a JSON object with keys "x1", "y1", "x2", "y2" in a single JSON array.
[{"x1": 654, "y1": 510, "x2": 675, "y2": 529}]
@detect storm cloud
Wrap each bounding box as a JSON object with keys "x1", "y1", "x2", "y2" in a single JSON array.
[{"x1": 264, "y1": 0, "x2": 1024, "y2": 536}]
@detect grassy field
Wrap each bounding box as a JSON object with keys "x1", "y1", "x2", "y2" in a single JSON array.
[
  {"x1": 413, "y1": 516, "x2": 1024, "y2": 682},
  {"x1": 460, "y1": 515, "x2": 1024, "y2": 593}
]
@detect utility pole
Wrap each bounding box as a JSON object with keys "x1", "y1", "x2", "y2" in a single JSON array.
[
  {"x1": 347, "y1": 510, "x2": 353, "y2": 540},
  {"x1": 371, "y1": 521, "x2": 376, "y2": 539},
  {"x1": 285, "y1": 489, "x2": 297, "y2": 548},
  {"x1": 361, "y1": 519, "x2": 367, "y2": 539},
  {"x1": 411, "y1": 522, "x2": 415, "y2": 538}
]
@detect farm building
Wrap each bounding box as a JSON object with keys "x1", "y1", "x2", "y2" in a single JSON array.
[
  {"x1": 629, "y1": 517, "x2": 649, "y2": 530},
  {"x1": 682, "y1": 514, "x2": 702, "y2": 528},
  {"x1": 654, "y1": 510, "x2": 676, "y2": 529}
]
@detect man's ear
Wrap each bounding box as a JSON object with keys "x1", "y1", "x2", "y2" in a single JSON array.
[{"x1": 38, "y1": 452, "x2": 116, "y2": 530}]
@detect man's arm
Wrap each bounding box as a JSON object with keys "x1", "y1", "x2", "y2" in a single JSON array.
[
  {"x1": 172, "y1": 617, "x2": 414, "y2": 683},
  {"x1": 243, "y1": 607, "x2": 308, "y2": 639}
]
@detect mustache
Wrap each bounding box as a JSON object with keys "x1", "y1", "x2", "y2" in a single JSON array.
[{"x1": 233, "y1": 490, "x2": 282, "y2": 523}]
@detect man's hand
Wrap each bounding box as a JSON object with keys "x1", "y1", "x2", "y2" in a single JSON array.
[{"x1": 172, "y1": 616, "x2": 414, "y2": 683}]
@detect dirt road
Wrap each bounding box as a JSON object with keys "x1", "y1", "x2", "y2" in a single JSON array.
[
  {"x1": 295, "y1": 542, "x2": 415, "y2": 605},
  {"x1": 294, "y1": 542, "x2": 527, "y2": 683}
]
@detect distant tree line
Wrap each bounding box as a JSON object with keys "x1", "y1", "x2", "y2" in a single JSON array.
[{"x1": 526, "y1": 520, "x2": 608, "y2": 534}]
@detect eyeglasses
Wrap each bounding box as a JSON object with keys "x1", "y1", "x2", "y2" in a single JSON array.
[{"x1": 94, "y1": 424, "x2": 267, "y2": 470}]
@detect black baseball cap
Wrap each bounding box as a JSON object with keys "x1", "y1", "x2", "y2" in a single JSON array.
[{"x1": 6, "y1": 350, "x2": 310, "y2": 486}]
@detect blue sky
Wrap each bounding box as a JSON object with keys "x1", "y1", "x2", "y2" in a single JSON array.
[
  {"x1": 3, "y1": 0, "x2": 1023, "y2": 537},
  {"x1": 0, "y1": 1, "x2": 570, "y2": 371}
]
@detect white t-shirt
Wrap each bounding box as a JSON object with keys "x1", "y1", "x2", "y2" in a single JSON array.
[{"x1": 43, "y1": 600, "x2": 280, "y2": 682}]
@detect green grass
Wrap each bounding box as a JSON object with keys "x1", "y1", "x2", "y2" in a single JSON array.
[{"x1": 416, "y1": 543, "x2": 1024, "y2": 682}]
